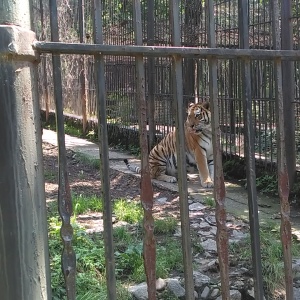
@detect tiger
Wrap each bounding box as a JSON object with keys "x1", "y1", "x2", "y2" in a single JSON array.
[{"x1": 123, "y1": 102, "x2": 214, "y2": 188}]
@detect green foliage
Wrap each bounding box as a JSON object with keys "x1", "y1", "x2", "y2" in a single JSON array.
[
  {"x1": 48, "y1": 215, "x2": 131, "y2": 299},
  {"x1": 113, "y1": 199, "x2": 143, "y2": 224},
  {"x1": 158, "y1": 289, "x2": 179, "y2": 300},
  {"x1": 256, "y1": 174, "x2": 278, "y2": 195},
  {"x1": 75, "y1": 152, "x2": 100, "y2": 169},
  {"x1": 44, "y1": 170, "x2": 56, "y2": 181},
  {"x1": 48, "y1": 196, "x2": 184, "y2": 298},
  {"x1": 106, "y1": 92, "x2": 137, "y2": 124},
  {"x1": 73, "y1": 195, "x2": 103, "y2": 215},
  {"x1": 154, "y1": 217, "x2": 178, "y2": 234},
  {"x1": 115, "y1": 243, "x2": 144, "y2": 279},
  {"x1": 156, "y1": 238, "x2": 183, "y2": 278},
  {"x1": 203, "y1": 196, "x2": 215, "y2": 208},
  {"x1": 229, "y1": 222, "x2": 300, "y2": 295},
  {"x1": 114, "y1": 143, "x2": 141, "y2": 157},
  {"x1": 64, "y1": 123, "x2": 82, "y2": 137}
]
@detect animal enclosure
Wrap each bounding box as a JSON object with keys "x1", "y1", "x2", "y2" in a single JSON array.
[
  {"x1": 32, "y1": 0, "x2": 300, "y2": 171},
  {"x1": 29, "y1": 0, "x2": 298, "y2": 298}
]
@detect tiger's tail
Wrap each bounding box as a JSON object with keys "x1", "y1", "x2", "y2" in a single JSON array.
[{"x1": 123, "y1": 159, "x2": 141, "y2": 174}]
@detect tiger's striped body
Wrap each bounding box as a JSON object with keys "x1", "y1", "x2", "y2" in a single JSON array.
[{"x1": 124, "y1": 102, "x2": 214, "y2": 188}]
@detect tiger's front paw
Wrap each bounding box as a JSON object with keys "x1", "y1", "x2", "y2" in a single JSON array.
[
  {"x1": 156, "y1": 175, "x2": 177, "y2": 183},
  {"x1": 201, "y1": 180, "x2": 214, "y2": 188},
  {"x1": 167, "y1": 176, "x2": 177, "y2": 183}
]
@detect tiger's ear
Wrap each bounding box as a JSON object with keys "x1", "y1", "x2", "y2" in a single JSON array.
[
  {"x1": 202, "y1": 101, "x2": 210, "y2": 110},
  {"x1": 187, "y1": 102, "x2": 194, "y2": 112}
]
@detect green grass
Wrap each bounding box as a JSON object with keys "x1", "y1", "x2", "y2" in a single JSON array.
[
  {"x1": 154, "y1": 217, "x2": 178, "y2": 234},
  {"x1": 256, "y1": 174, "x2": 278, "y2": 196},
  {"x1": 44, "y1": 170, "x2": 56, "y2": 181},
  {"x1": 229, "y1": 222, "x2": 300, "y2": 295},
  {"x1": 73, "y1": 194, "x2": 103, "y2": 215},
  {"x1": 64, "y1": 123, "x2": 82, "y2": 137},
  {"x1": 48, "y1": 196, "x2": 183, "y2": 298},
  {"x1": 113, "y1": 199, "x2": 143, "y2": 224},
  {"x1": 49, "y1": 216, "x2": 132, "y2": 300},
  {"x1": 203, "y1": 196, "x2": 216, "y2": 208},
  {"x1": 74, "y1": 152, "x2": 100, "y2": 169}
]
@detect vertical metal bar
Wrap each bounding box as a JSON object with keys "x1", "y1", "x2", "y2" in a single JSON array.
[
  {"x1": 238, "y1": 1, "x2": 264, "y2": 299},
  {"x1": 169, "y1": 0, "x2": 194, "y2": 299},
  {"x1": 229, "y1": 60, "x2": 236, "y2": 155},
  {"x1": 281, "y1": 0, "x2": 295, "y2": 186},
  {"x1": 206, "y1": 1, "x2": 229, "y2": 299},
  {"x1": 133, "y1": 1, "x2": 156, "y2": 299},
  {"x1": 79, "y1": 0, "x2": 88, "y2": 132},
  {"x1": 39, "y1": 0, "x2": 50, "y2": 121},
  {"x1": 49, "y1": 0, "x2": 76, "y2": 299},
  {"x1": 0, "y1": 1, "x2": 51, "y2": 299},
  {"x1": 147, "y1": 0, "x2": 156, "y2": 149},
  {"x1": 271, "y1": 1, "x2": 294, "y2": 299},
  {"x1": 93, "y1": 1, "x2": 117, "y2": 298}
]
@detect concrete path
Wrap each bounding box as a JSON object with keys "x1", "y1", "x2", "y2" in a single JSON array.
[{"x1": 42, "y1": 129, "x2": 300, "y2": 237}]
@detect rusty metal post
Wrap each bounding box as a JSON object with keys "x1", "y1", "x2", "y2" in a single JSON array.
[
  {"x1": 0, "y1": 1, "x2": 51, "y2": 299},
  {"x1": 169, "y1": 0, "x2": 195, "y2": 299},
  {"x1": 281, "y1": 0, "x2": 295, "y2": 187},
  {"x1": 93, "y1": 1, "x2": 117, "y2": 298},
  {"x1": 206, "y1": 1, "x2": 229, "y2": 299},
  {"x1": 133, "y1": 1, "x2": 156, "y2": 299},
  {"x1": 271, "y1": 1, "x2": 294, "y2": 299},
  {"x1": 238, "y1": 1, "x2": 264, "y2": 299}
]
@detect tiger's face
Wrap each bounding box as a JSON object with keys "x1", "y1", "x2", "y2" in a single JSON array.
[{"x1": 185, "y1": 102, "x2": 211, "y2": 134}]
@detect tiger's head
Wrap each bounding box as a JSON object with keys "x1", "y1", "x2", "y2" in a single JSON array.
[{"x1": 185, "y1": 102, "x2": 211, "y2": 135}]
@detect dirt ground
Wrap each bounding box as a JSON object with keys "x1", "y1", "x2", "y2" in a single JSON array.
[{"x1": 43, "y1": 142, "x2": 181, "y2": 221}]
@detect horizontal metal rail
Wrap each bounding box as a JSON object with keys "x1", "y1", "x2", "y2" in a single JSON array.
[{"x1": 33, "y1": 42, "x2": 300, "y2": 60}]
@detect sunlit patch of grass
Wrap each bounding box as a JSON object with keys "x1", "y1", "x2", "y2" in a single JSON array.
[
  {"x1": 73, "y1": 195, "x2": 103, "y2": 215},
  {"x1": 113, "y1": 199, "x2": 143, "y2": 224}
]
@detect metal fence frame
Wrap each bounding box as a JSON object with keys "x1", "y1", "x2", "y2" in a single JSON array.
[
  {"x1": 29, "y1": 0, "x2": 297, "y2": 299},
  {"x1": 0, "y1": 0, "x2": 300, "y2": 300},
  {"x1": 31, "y1": 0, "x2": 300, "y2": 176}
]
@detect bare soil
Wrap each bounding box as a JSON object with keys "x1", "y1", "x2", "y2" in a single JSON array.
[{"x1": 43, "y1": 142, "x2": 181, "y2": 221}]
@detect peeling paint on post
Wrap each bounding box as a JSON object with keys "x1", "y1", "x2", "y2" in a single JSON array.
[
  {"x1": 0, "y1": 1, "x2": 51, "y2": 299},
  {"x1": 206, "y1": 1, "x2": 229, "y2": 299},
  {"x1": 133, "y1": 1, "x2": 156, "y2": 299},
  {"x1": 271, "y1": 1, "x2": 294, "y2": 299}
]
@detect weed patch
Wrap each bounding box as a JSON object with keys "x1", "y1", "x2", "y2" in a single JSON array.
[
  {"x1": 74, "y1": 152, "x2": 100, "y2": 169},
  {"x1": 73, "y1": 194, "x2": 103, "y2": 215},
  {"x1": 48, "y1": 196, "x2": 182, "y2": 298},
  {"x1": 229, "y1": 222, "x2": 300, "y2": 296},
  {"x1": 113, "y1": 199, "x2": 143, "y2": 224}
]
